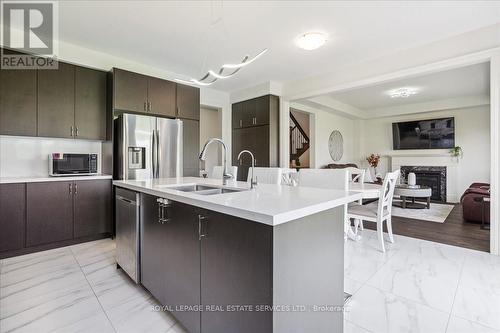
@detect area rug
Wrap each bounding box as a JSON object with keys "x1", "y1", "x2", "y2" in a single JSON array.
[{"x1": 391, "y1": 200, "x2": 455, "y2": 223}]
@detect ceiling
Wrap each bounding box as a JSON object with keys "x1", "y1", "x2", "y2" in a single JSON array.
[
  {"x1": 324, "y1": 62, "x2": 490, "y2": 110},
  {"x1": 58, "y1": 1, "x2": 500, "y2": 92}
]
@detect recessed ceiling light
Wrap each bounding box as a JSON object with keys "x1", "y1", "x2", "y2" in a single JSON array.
[
  {"x1": 296, "y1": 32, "x2": 327, "y2": 51},
  {"x1": 388, "y1": 87, "x2": 419, "y2": 98}
]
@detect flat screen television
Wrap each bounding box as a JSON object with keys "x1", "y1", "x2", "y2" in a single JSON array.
[{"x1": 392, "y1": 117, "x2": 455, "y2": 150}]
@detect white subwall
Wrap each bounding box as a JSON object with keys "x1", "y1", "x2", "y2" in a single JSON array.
[
  {"x1": 0, "y1": 136, "x2": 102, "y2": 178},
  {"x1": 361, "y1": 106, "x2": 491, "y2": 200},
  {"x1": 199, "y1": 107, "x2": 222, "y2": 175}
]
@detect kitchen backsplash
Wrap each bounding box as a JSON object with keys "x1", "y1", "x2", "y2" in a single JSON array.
[{"x1": 0, "y1": 135, "x2": 102, "y2": 178}]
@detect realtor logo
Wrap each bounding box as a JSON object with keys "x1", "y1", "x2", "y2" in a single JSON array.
[{"x1": 1, "y1": 1, "x2": 58, "y2": 69}]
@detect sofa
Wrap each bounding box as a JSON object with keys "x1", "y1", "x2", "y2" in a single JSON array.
[{"x1": 460, "y1": 183, "x2": 490, "y2": 223}]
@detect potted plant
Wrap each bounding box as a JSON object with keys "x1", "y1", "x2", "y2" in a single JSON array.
[
  {"x1": 450, "y1": 146, "x2": 463, "y2": 161},
  {"x1": 366, "y1": 154, "x2": 381, "y2": 183}
]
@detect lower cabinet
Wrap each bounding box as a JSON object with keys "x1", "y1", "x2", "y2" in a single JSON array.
[
  {"x1": 0, "y1": 179, "x2": 112, "y2": 257},
  {"x1": 27, "y1": 181, "x2": 74, "y2": 247},
  {"x1": 0, "y1": 184, "x2": 26, "y2": 252},
  {"x1": 140, "y1": 193, "x2": 273, "y2": 333},
  {"x1": 74, "y1": 180, "x2": 112, "y2": 238}
]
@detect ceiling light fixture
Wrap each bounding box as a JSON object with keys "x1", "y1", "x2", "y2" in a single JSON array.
[
  {"x1": 175, "y1": 49, "x2": 268, "y2": 86},
  {"x1": 388, "y1": 87, "x2": 419, "y2": 98},
  {"x1": 296, "y1": 32, "x2": 327, "y2": 50}
]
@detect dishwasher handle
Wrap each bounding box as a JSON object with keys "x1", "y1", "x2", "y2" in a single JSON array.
[{"x1": 116, "y1": 195, "x2": 138, "y2": 206}]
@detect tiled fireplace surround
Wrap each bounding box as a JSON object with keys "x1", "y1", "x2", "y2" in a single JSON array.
[{"x1": 391, "y1": 155, "x2": 459, "y2": 203}]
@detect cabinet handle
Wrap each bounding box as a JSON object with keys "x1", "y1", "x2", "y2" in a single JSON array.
[
  {"x1": 157, "y1": 198, "x2": 172, "y2": 224},
  {"x1": 74, "y1": 183, "x2": 78, "y2": 195},
  {"x1": 144, "y1": 102, "x2": 147, "y2": 111},
  {"x1": 70, "y1": 126, "x2": 74, "y2": 137},
  {"x1": 253, "y1": 117, "x2": 256, "y2": 125},
  {"x1": 239, "y1": 119, "x2": 242, "y2": 128},
  {"x1": 75, "y1": 127, "x2": 79, "y2": 137},
  {"x1": 148, "y1": 102, "x2": 152, "y2": 112},
  {"x1": 198, "y1": 215, "x2": 208, "y2": 240},
  {"x1": 69, "y1": 183, "x2": 72, "y2": 195}
]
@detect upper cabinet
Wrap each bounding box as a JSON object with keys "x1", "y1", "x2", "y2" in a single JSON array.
[
  {"x1": 38, "y1": 62, "x2": 76, "y2": 139},
  {"x1": 148, "y1": 77, "x2": 177, "y2": 117},
  {"x1": 232, "y1": 95, "x2": 276, "y2": 129},
  {"x1": 0, "y1": 50, "x2": 108, "y2": 141},
  {"x1": 75, "y1": 67, "x2": 108, "y2": 140},
  {"x1": 0, "y1": 66, "x2": 37, "y2": 136},
  {"x1": 176, "y1": 83, "x2": 200, "y2": 120},
  {"x1": 112, "y1": 68, "x2": 198, "y2": 120},
  {"x1": 113, "y1": 68, "x2": 149, "y2": 113}
]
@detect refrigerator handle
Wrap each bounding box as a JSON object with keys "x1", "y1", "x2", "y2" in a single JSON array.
[
  {"x1": 154, "y1": 129, "x2": 160, "y2": 178},
  {"x1": 152, "y1": 130, "x2": 157, "y2": 178}
]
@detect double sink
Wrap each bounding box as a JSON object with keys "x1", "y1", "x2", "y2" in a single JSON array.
[{"x1": 167, "y1": 184, "x2": 248, "y2": 196}]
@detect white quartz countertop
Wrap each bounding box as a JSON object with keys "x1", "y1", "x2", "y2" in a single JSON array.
[
  {"x1": 0, "y1": 175, "x2": 113, "y2": 184},
  {"x1": 113, "y1": 177, "x2": 363, "y2": 226}
]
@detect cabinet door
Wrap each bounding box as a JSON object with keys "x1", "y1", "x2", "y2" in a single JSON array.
[
  {"x1": 232, "y1": 127, "x2": 255, "y2": 181},
  {"x1": 231, "y1": 102, "x2": 243, "y2": 129},
  {"x1": 75, "y1": 67, "x2": 107, "y2": 140},
  {"x1": 0, "y1": 184, "x2": 26, "y2": 252},
  {"x1": 201, "y1": 211, "x2": 273, "y2": 333},
  {"x1": 253, "y1": 125, "x2": 270, "y2": 167},
  {"x1": 163, "y1": 202, "x2": 201, "y2": 333},
  {"x1": 176, "y1": 83, "x2": 200, "y2": 120},
  {"x1": 38, "y1": 62, "x2": 75, "y2": 138},
  {"x1": 26, "y1": 182, "x2": 74, "y2": 247},
  {"x1": 140, "y1": 193, "x2": 167, "y2": 303},
  {"x1": 74, "y1": 180, "x2": 112, "y2": 238},
  {"x1": 148, "y1": 77, "x2": 176, "y2": 117},
  {"x1": 0, "y1": 67, "x2": 37, "y2": 136},
  {"x1": 182, "y1": 119, "x2": 200, "y2": 177},
  {"x1": 113, "y1": 68, "x2": 148, "y2": 113},
  {"x1": 254, "y1": 95, "x2": 270, "y2": 126},
  {"x1": 241, "y1": 99, "x2": 256, "y2": 127}
]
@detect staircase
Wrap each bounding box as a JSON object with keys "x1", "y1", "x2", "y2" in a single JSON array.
[{"x1": 289, "y1": 112, "x2": 310, "y2": 167}]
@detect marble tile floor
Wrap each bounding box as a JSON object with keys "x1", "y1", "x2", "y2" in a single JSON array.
[{"x1": 1, "y1": 230, "x2": 499, "y2": 333}]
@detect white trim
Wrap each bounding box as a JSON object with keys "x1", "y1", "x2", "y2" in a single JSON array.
[{"x1": 490, "y1": 52, "x2": 500, "y2": 255}]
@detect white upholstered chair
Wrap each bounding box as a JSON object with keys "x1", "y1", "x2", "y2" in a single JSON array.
[
  {"x1": 210, "y1": 165, "x2": 238, "y2": 179},
  {"x1": 347, "y1": 170, "x2": 400, "y2": 252},
  {"x1": 248, "y1": 167, "x2": 283, "y2": 185},
  {"x1": 298, "y1": 169, "x2": 353, "y2": 239},
  {"x1": 347, "y1": 167, "x2": 366, "y2": 229}
]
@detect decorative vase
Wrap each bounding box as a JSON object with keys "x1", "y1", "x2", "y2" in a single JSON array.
[{"x1": 408, "y1": 172, "x2": 416, "y2": 186}]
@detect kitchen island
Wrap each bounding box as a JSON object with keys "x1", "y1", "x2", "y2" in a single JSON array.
[{"x1": 113, "y1": 177, "x2": 362, "y2": 333}]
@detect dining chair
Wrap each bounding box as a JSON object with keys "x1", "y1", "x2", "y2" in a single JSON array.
[
  {"x1": 347, "y1": 167, "x2": 366, "y2": 229},
  {"x1": 298, "y1": 169, "x2": 353, "y2": 240},
  {"x1": 248, "y1": 167, "x2": 283, "y2": 184},
  {"x1": 210, "y1": 165, "x2": 238, "y2": 179},
  {"x1": 347, "y1": 170, "x2": 400, "y2": 252}
]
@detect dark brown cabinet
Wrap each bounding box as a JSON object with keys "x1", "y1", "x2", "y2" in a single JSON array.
[
  {"x1": 148, "y1": 77, "x2": 176, "y2": 117},
  {"x1": 75, "y1": 67, "x2": 107, "y2": 140},
  {"x1": 141, "y1": 194, "x2": 168, "y2": 304},
  {"x1": 0, "y1": 67, "x2": 37, "y2": 136},
  {"x1": 0, "y1": 184, "x2": 26, "y2": 253},
  {"x1": 74, "y1": 180, "x2": 112, "y2": 238},
  {"x1": 182, "y1": 118, "x2": 200, "y2": 177},
  {"x1": 139, "y1": 194, "x2": 273, "y2": 333},
  {"x1": 232, "y1": 95, "x2": 279, "y2": 181},
  {"x1": 38, "y1": 62, "x2": 75, "y2": 138},
  {"x1": 113, "y1": 68, "x2": 149, "y2": 113},
  {"x1": 200, "y1": 210, "x2": 273, "y2": 333},
  {"x1": 26, "y1": 181, "x2": 74, "y2": 247},
  {"x1": 176, "y1": 83, "x2": 200, "y2": 120}
]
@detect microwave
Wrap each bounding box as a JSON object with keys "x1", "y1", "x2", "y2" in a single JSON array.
[{"x1": 49, "y1": 153, "x2": 98, "y2": 176}]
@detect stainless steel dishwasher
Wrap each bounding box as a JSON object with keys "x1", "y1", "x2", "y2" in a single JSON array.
[{"x1": 115, "y1": 187, "x2": 140, "y2": 283}]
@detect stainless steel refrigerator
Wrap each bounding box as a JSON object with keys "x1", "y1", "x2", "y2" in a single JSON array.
[{"x1": 115, "y1": 113, "x2": 183, "y2": 180}]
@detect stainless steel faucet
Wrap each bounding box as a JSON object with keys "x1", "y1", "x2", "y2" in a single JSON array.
[
  {"x1": 199, "y1": 138, "x2": 233, "y2": 185},
  {"x1": 237, "y1": 150, "x2": 257, "y2": 189}
]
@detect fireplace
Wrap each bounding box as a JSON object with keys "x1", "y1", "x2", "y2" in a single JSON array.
[{"x1": 400, "y1": 166, "x2": 447, "y2": 202}]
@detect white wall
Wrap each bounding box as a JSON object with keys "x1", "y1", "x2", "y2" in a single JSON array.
[
  {"x1": 290, "y1": 103, "x2": 361, "y2": 169},
  {"x1": 361, "y1": 105, "x2": 491, "y2": 199},
  {"x1": 0, "y1": 136, "x2": 102, "y2": 178},
  {"x1": 199, "y1": 107, "x2": 222, "y2": 175}
]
